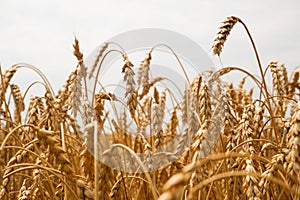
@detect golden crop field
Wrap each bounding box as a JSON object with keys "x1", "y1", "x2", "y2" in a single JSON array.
[{"x1": 0, "y1": 16, "x2": 299, "y2": 200}]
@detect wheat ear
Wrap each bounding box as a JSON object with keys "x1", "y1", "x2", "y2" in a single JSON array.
[{"x1": 212, "y1": 16, "x2": 239, "y2": 56}]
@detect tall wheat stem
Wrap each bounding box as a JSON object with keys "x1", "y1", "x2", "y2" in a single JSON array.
[
  {"x1": 238, "y1": 19, "x2": 279, "y2": 140},
  {"x1": 93, "y1": 120, "x2": 99, "y2": 200}
]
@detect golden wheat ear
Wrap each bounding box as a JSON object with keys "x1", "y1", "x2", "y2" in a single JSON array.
[{"x1": 212, "y1": 16, "x2": 239, "y2": 56}]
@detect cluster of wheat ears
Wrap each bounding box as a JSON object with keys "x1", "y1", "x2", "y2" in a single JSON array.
[{"x1": 0, "y1": 16, "x2": 299, "y2": 200}]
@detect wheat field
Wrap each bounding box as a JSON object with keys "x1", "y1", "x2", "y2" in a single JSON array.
[{"x1": 0, "y1": 16, "x2": 299, "y2": 200}]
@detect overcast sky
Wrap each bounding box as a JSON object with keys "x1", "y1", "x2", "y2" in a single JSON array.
[{"x1": 1, "y1": 0, "x2": 299, "y2": 92}]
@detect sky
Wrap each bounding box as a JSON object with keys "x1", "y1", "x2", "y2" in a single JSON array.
[{"x1": 1, "y1": 0, "x2": 299, "y2": 92}]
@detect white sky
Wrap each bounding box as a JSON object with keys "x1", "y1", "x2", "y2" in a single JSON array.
[{"x1": 1, "y1": 0, "x2": 299, "y2": 92}]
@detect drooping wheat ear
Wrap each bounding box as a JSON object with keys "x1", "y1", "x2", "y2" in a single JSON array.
[
  {"x1": 88, "y1": 42, "x2": 109, "y2": 79},
  {"x1": 212, "y1": 16, "x2": 239, "y2": 56},
  {"x1": 137, "y1": 51, "x2": 152, "y2": 87}
]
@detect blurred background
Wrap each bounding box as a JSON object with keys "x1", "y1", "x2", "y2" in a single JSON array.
[{"x1": 1, "y1": 0, "x2": 299, "y2": 92}]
